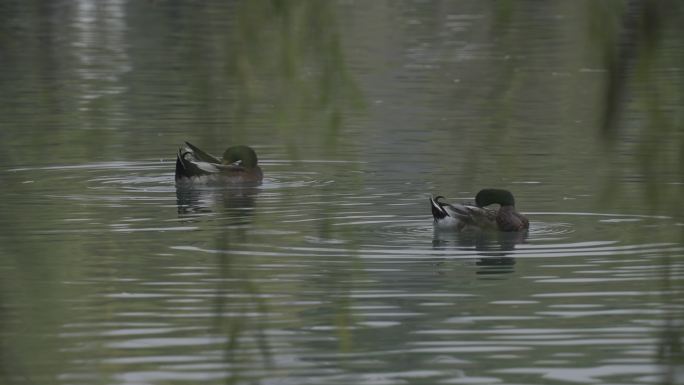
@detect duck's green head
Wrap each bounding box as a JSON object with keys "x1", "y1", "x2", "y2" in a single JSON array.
[
  {"x1": 222, "y1": 145, "x2": 259, "y2": 168},
  {"x1": 475, "y1": 189, "x2": 516, "y2": 207}
]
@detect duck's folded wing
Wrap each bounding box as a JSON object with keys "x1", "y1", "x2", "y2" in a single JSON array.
[
  {"x1": 466, "y1": 206, "x2": 498, "y2": 229},
  {"x1": 443, "y1": 203, "x2": 476, "y2": 220},
  {"x1": 447, "y1": 204, "x2": 498, "y2": 228},
  {"x1": 180, "y1": 142, "x2": 222, "y2": 164},
  {"x1": 176, "y1": 142, "x2": 226, "y2": 179},
  {"x1": 175, "y1": 157, "x2": 222, "y2": 178}
]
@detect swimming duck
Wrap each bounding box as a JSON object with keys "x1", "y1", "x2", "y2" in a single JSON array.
[
  {"x1": 430, "y1": 189, "x2": 529, "y2": 232},
  {"x1": 175, "y1": 142, "x2": 263, "y2": 184}
]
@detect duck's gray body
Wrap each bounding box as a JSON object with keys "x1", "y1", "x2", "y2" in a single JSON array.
[{"x1": 430, "y1": 189, "x2": 529, "y2": 232}]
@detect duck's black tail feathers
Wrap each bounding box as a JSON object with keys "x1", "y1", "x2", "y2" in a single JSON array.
[
  {"x1": 175, "y1": 142, "x2": 219, "y2": 180},
  {"x1": 430, "y1": 196, "x2": 449, "y2": 221},
  {"x1": 175, "y1": 154, "x2": 188, "y2": 179}
]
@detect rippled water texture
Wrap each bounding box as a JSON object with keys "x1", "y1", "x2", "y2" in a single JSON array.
[
  {"x1": 3, "y1": 159, "x2": 683, "y2": 385},
  {"x1": 1, "y1": 1, "x2": 683, "y2": 385}
]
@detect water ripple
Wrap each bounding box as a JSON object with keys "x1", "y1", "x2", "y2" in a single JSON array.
[{"x1": 5, "y1": 160, "x2": 684, "y2": 385}]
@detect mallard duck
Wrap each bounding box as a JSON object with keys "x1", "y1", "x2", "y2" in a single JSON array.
[
  {"x1": 175, "y1": 142, "x2": 263, "y2": 184},
  {"x1": 430, "y1": 189, "x2": 529, "y2": 232}
]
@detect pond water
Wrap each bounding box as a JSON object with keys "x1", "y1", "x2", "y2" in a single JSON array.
[{"x1": 1, "y1": 1, "x2": 683, "y2": 385}]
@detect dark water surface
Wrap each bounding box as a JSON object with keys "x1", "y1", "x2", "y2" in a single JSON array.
[{"x1": 1, "y1": 1, "x2": 683, "y2": 385}]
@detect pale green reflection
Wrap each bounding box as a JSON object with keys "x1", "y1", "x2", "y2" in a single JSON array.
[
  {"x1": 0, "y1": 1, "x2": 683, "y2": 385},
  {"x1": 588, "y1": 2, "x2": 684, "y2": 383}
]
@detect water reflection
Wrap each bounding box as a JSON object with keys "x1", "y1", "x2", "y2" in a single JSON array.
[
  {"x1": 72, "y1": 0, "x2": 130, "y2": 129},
  {"x1": 174, "y1": 178, "x2": 273, "y2": 381},
  {"x1": 211, "y1": 249, "x2": 274, "y2": 385},
  {"x1": 432, "y1": 228, "x2": 526, "y2": 275},
  {"x1": 190, "y1": 183, "x2": 273, "y2": 382},
  {"x1": 175, "y1": 185, "x2": 259, "y2": 224},
  {"x1": 1, "y1": 1, "x2": 684, "y2": 384},
  {"x1": 433, "y1": 228, "x2": 527, "y2": 253},
  {"x1": 590, "y1": 3, "x2": 684, "y2": 383}
]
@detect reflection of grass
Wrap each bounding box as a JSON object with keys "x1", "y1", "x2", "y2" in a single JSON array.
[
  {"x1": 588, "y1": 0, "x2": 683, "y2": 215},
  {"x1": 211, "y1": 193, "x2": 273, "y2": 383},
  {"x1": 229, "y1": 1, "x2": 365, "y2": 157},
  {"x1": 657, "y1": 254, "x2": 684, "y2": 385},
  {"x1": 214, "y1": 251, "x2": 274, "y2": 385},
  {"x1": 588, "y1": 3, "x2": 684, "y2": 384},
  {"x1": 208, "y1": 180, "x2": 363, "y2": 379},
  {"x1": 0, "y1": 1, "x2": 365, "y2": 165}
]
